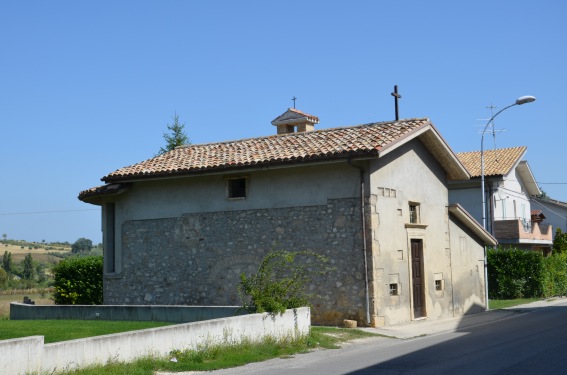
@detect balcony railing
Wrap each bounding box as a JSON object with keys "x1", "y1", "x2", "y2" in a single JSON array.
[{"x1": 494, "y1": 219, "x2": 553, "y2": 242}]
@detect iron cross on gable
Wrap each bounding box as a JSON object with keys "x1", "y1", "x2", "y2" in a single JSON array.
[
  {"x1": 291, "y1": 96, "x2": 297, "y2": 109},
  {"x1": 391, "y1": 85, "x2": 402, "y2": 121}
]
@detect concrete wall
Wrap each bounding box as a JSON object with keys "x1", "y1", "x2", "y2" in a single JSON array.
[
  {"x1": 0, "y1": 307, "x2": 310, "y2": 375},
  {"x1": 367, "y1": 139, "x2": 480, "y2": 326},
  {"x1": 448, "y1": 215, "x2": 486, "y2": 315},
  {"x1": 449, "y1": 185, "x2": 482, "y2": 224},
  {"x1": 10, "y1": 303, "x2": 242, "y2": 323}
]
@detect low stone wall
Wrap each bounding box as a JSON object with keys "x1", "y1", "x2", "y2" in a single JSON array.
[
  {"x1": 10, "y1": 303, "x2": 243, "y2": 323},
  {"x1": 1, "y1": 307, "x2": 310, "y2": 375}
]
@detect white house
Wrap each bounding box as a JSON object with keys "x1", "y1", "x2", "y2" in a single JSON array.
[{"x1": 449, "y1": 146, "x2": 552, "y2": 253}]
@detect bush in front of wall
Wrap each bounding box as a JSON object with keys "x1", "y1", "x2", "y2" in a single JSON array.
[
  {"x1": 52, "y1": 255, "x2": 103, "y2": 305},
  {"x1": 239, "y1": 250, "x2": 334, "y2": 314}
]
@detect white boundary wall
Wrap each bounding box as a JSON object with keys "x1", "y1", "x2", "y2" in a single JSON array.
[{"x1": 0, "y1": 307, "x2": 310, "y2": 375}]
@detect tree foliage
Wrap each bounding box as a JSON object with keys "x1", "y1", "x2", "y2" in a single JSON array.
[
  {"x1": 52, "y1": 255, "x2": 103, "y2": 305},
  {"x1": 2, "y1": 251, "x2": 12, "y2": 274},
  {"x1": 157, "y1": 113, "x2": 190, "y2": 155},
  {"x1": 0, "y1": 268, "x2": 7, "y2": 286},
  {"x1": 22, "y1": 253, "x2": 35, "y2": 280},
  {"x1": 71, "y1": 237, "x2": 93, "y2": 253},
  {"x1": 239, "y1": 250, "x2": 334, "y2": 314},
  {"x1": 553, "y1": 228, "x2": 567, "y2": 254}
]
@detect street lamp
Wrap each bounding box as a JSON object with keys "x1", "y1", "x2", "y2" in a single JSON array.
[{"x1": 480, "y1": 95, "x2": 536, "y2": 310}]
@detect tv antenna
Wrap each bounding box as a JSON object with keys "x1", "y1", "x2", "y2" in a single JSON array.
[{"x1": 476, "y1": 104, "x2": 507, "y2": 163}]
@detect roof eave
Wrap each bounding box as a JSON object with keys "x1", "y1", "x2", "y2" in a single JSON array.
[
  {"x1": 101, "y1": 150, "x2": 379, "y2": 184},
  {"x1": 517, "y1": 160, "x2": 541, "y2": 196},
  {"x1": 78, "y1": 183, "x2": 130, "y2": 205},
  {"x1": 448, "y1": 203, "x2": 498, "y2": 246}
]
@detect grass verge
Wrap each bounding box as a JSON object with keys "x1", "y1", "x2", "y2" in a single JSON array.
[
  {"x1": 60, "y1": 327, "x2": 383, "y2": 374},
  {"x1": 488, "y1": 298, "x2": 541, "y2": 310}
]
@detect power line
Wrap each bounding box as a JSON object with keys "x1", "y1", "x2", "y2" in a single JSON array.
[{"x1": 0, "y1": 209, "x2": 99, "y2": 216}]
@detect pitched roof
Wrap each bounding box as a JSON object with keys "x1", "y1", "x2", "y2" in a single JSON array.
[
  {"x1": 102, "y1": 118, "x2": 447, "y2": 183},
  {"x1": 79, "y1": 117, "x2": 470, "y2": 202},
  {"x1": 271, "y1": 108, "x2": 319, "y2": 126},
  {"x1": 456, "y1": 146, "x2": 527, "y2": 177}
]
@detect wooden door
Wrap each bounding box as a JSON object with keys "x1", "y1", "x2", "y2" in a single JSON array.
[{"x1": 411, "y1": 239, "x2": 426, "y2": 318}]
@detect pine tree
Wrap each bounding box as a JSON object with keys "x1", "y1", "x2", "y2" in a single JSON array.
[
  {"x1": 2, "y1": 251, "x2": 12, "y2": 274},
  {"x1": 22, "y1": 253, "x2": 35, "y2": 280},
  {"x1": 157, "y1": 113, "x2": 190, "y2": 155}
]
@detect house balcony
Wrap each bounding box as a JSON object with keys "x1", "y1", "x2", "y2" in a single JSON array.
[{"x1": 493, "y1": 219, "x2": 553, "y2": 249}]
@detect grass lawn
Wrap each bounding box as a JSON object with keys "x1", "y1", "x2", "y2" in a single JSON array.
[
  {"x1": 488, "y1": 298, "x2": 541, "y2": 310},
  {"x1": 0, "y1": 320, "x2": 174, "y2": 343}
]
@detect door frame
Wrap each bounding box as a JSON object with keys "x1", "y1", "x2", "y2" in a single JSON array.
[{"x1": 409, "y1": 238, "x2": 427, "y2": 320}]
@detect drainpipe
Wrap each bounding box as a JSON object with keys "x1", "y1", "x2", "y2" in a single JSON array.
[
  {"x1": 348, "y1": 158, "x2": 371, "y2": 325},
  {"x1": 489, "y1": 185, "x2": 495, "y2": 236}
]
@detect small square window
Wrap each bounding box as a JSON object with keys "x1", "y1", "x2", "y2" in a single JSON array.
[
  {"x1": 435, "y1": 279, "x2": 443, "y2": 291},
  {"x1": 227, "y1": 178, "x2": 246, "y2": 199},
  {"x1": 409, "y1": 203, "x2": 420, "y2": 224},
  {"x1": 389, "y1": 283, "x2": 399, "y2": 296}
]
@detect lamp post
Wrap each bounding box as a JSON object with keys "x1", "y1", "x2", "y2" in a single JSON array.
[{"x1": 480, "y1": 95, "x2": 536, "y2": 310}]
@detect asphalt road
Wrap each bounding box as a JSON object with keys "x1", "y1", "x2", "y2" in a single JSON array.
[{"x1": 204, "y1": 300, "x2": 567, "y2": 375}]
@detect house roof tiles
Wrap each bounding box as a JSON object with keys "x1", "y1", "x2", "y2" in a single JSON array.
[
  {"x1": 102, "y1": 118, "x2": 431, "y2": 183},
  {"x1": 456, "y1": 146, "x2": 527, "y2": 177},
  {"x1": 79, "y1": 117, "x2": 470, "y2": 202}
]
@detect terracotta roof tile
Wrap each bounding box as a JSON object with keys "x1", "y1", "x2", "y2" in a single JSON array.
[
  {"x1": 102, "y1": 118, "x2": 431, "y2": 183},
  {"x1": 456, "y1": 146, "x2": 527, "y2": 177}
]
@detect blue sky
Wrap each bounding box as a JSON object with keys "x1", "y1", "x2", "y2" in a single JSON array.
[{"x1": 1, "y1": 1, "x2": 565, "y2": 243}]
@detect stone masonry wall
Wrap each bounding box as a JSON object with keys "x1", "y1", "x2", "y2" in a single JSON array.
[{"x1": 105, "y1": 198, "x2": 368, "y2": 325}]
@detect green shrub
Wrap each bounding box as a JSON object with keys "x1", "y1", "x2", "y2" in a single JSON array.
[
  {"x1": 52, "y1": 255, "x2": 103, "y2": 305},
  {"x1": 239, "y1": 250, "x2": 334, "y2": 314},
  {"x1": 543, "y1": 252, "x2": 567, "y2": 297},
  {"x1": 488, "y1": 247, "x2": 544, "y2": 299},
  {"x1": 553, "y1": 228, "x2": 567, "y2": 254}
]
